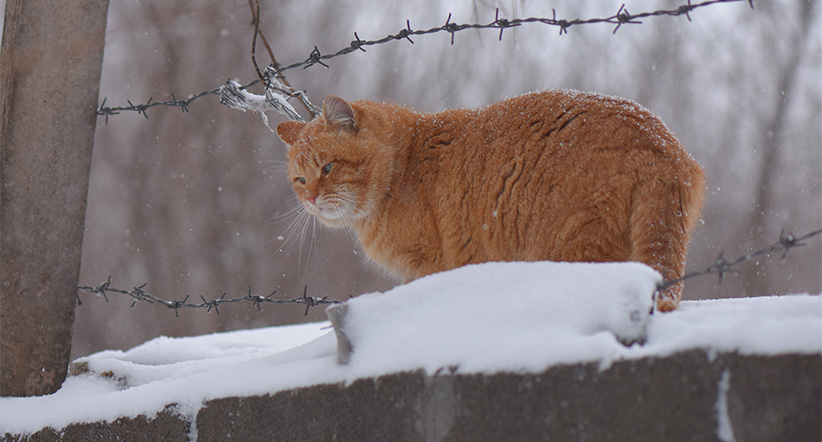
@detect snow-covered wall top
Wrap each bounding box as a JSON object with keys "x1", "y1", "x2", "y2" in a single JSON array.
[{"x1": 1, "y1": 262, "x2": 820, "y2": 435}]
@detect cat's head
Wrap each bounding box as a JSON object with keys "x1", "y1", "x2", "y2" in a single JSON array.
[{"x1": 276, "y1": 96, "x2": 397, "y2": 228}]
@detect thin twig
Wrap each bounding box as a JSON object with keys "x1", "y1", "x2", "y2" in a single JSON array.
[{"x1": 249, "y1": 0, "x2": 266, "y2": 84}]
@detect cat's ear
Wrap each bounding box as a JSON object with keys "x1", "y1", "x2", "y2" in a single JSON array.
[
  {"x1": 323, "y1": 96, "x2": 356, "y2": 133},
  {"x1": 276, "y1": 121, "x2": 305, "y2": 146}
]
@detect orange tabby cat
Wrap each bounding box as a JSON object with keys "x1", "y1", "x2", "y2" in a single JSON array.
[{"x1": 276, "y1": 90, "x2": 704, "y2": 312}]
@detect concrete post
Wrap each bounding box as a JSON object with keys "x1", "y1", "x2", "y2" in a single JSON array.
[{"x1": 0, "y1": 0, "x2": 109, "y2": 396}]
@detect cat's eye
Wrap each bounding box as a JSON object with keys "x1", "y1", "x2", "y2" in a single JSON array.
[
  {"x1": 295, "y1": 177, "x2": 306, "y2": 185},
  {"x1": 321, "y1": 162, "x2": 334, "y2": 176}
]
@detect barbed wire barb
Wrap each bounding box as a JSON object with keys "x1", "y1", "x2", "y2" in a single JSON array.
[
  {"x1": 613, "y1": 4, "x2": 642, "y2": 34},
  {"x1": 679, "y1": 0, "x2": 695, "y2": 22}
]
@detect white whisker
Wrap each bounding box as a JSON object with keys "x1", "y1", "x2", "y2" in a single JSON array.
[
  {"x1": 269, "y1": 188, "x2": 365, "y2": 274},
  {"x1": 270, "y1": 203, "x2": 310, "y2": 253},
  {"x1": 311, "y1": 215, "x2": 324, "y2": 272},
  {"x1": 260, "y1": 159, "x2": 290, "y2": 174},
  {"x1": 297, "y1": 207, "x2": 311, "y2": 270},
  {"x1": 269, "y1": 203, "x2": 305, "y2": 223}
]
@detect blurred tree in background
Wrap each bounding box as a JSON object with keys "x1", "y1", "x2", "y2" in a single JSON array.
[{"x1": 69, "y1": 0, "x2": 820, "y2": 359}]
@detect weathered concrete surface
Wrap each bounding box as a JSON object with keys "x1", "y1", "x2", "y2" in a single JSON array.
[
  {"x1": 724, "y1": 354, "x2": 821, "y2": 442},
  {"x1": 0, "y1": 0, "x2": 109, "y2": 396},
  {"x1": 196, "y1": 372, "x2": 428, "y2": 441},
  {"x1": 3, "y1": 351, "x2": 819, "y2": 441},
  {"x1": 2, "y1": 407, "x2": 189, "y2": 442},
  {"x1": 193, "y1": 351, "x2": 821, "y2": 442}
]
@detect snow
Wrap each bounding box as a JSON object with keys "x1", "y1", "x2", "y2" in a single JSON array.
[
  {"x1": 715, "y1": 369, "x2": 737, "y2": 442},
  {"x1": 330, "y1": 261, "x2": 658, "y2": 372},
  {"x1": 218, "y1": 79, "x2": 303, "y2": 131},
  {"x1": 1, "y1": 261, "x2": 820, "y2": 436}
]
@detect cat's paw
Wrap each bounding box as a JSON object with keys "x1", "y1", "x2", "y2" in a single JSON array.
[{"x1": 655, "y1": 297, "x2": 679, "y2": 313}]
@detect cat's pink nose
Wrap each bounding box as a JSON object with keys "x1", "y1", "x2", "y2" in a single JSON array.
[{"x1": 307, "y1": 196, "x2": 317, "y2": 205}]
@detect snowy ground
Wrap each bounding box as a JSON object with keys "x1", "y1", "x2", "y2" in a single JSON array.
[{"x1": 1, "y1": 261, "x2": 820, "y2": 435}]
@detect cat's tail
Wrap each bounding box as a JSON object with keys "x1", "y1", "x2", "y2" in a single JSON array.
[{"x1": 628, "y1": 161, "x2": 705, "y2": 312}]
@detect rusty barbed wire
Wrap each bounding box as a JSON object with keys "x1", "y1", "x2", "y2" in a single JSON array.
[
  {"x1": 78, "y1": 226, "x2": 819, "y2": 317},
  {"x1": 96, "y1": 0, "x2": 755, "y2": 121},
  {"x1": 76, "y1": 279, "x2": 339, "y2": 317}
]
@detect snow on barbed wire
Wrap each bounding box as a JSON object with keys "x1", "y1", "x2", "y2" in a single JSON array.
[{"x1": 219, "y1": 79, "x2": 303, "y2": 132}]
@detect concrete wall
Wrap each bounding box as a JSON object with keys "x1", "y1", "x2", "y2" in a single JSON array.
[{"x1": 3, "y1": 351, "x2": 819, "y2": 441}]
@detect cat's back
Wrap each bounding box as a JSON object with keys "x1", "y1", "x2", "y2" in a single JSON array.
[
  {"x1": 413, "y1": 90, "x2": 690, "y2": 164},
  {"x1": 410, "y1": 89, "x2": 698, "y2": 192},
  {"x1": 478, "y1": 89, "x2": 682, "y2": 153}
]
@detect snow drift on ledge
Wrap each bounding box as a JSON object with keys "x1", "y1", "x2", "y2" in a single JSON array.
[{"x1": 1, "y1": 261, "x2": 820, "y2": 435}]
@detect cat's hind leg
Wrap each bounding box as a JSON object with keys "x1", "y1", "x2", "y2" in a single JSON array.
[{"x1": 628, "y1": 175, "x2": 704, "y2": 312}]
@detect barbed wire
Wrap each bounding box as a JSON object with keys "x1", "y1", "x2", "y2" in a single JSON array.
[
  {"x1": 265, "y1": 0, "x2": 753, "y2": 75},
  {"x1": 76, "y1": 280, "x2": 339, "y2": 317},
  {"x1": 655, "y1": 227, "x2": 822, "y2": 294},
  {"x1": 96, "y1": 91, "x2": 219, "y2": 124},
  {"x1": 96, "y1": 0, "x2": 755, "y2": 122},
  {"x1": 77, "y1": 226, "x2": 820, "y2": 316}
]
